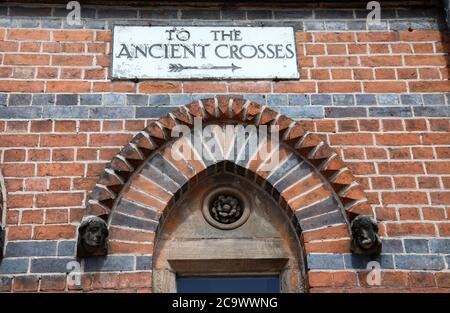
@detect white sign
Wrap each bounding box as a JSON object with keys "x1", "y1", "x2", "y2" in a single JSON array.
[{"x1": 112, "y1": 26, "x2": 299, "y2": 80}]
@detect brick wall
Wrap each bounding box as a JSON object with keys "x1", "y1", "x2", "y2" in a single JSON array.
[{"x1": 0, "y1": 1, "x2": 449, "y2": 292}]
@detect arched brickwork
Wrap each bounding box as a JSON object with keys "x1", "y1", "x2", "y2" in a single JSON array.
[{"x1": 84, "y1": 97, "x2": 373, "y2": 257}]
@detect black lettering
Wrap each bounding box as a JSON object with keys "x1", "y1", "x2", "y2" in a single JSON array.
[
  {"x1": 285, "y1": 44, "x2": 295, "y2": 58},
  {"x1": 275, "y1": 44, "x2": 284, "y2": 59},
  {"x1": 215, "y1": 44, "x2": 228, "y2": 58},
  {"x1": 266, "y1": 44, "x2": 275, "y2": 59},
  {"x1": 171, "y1": 44, "x2": 181, "y2": 58},
  {"x1": 182, "y1": 44, "x2": 196, "y2": 58},
  {"x1": 116, "y1": 44, "x2": 132, "y2": 59},
  {"x1": 149, "y1": 44, "x2": 162, "y2": 58},
  {"x1": 257, "y1": 44, "x2": 266, "y2": 58},
  {"x1": 229, "y1": 45, "x2": 241, "y2": 59},
  {"x1": 239, "y1": 44, "x2": 257, "y2": 58},
  {"x1": 133, "y1": 44, "x2": 147, "y2": 58}
]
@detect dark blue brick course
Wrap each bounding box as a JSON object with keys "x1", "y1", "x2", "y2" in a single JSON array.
[
  {"x1": 6, "y1": 241, "x2": 57, "y2": 257},
  {"x1": 307, "y1": 254, "x2": 345, "y2": 269},
  {"x1": 0, "y1": 258, "x2": 28, "y2": 274},
  {"x1": 84, "y1": 255, "x2": 135, "y2": 272},
  {"x1": 404, "y1": 239, "x2": 429, "y2": 253},
  {"x1": 344, "y1": 254, "x2": 394, "y2": 269},
  {"x1": 395, "y1": 255, "x2": 445, "y2": 270},
  {"x1": 31, "y1": 257, "x2": 75, "y2": 273}
]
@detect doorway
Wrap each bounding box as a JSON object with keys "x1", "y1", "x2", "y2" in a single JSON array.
[{"x1": 152, "y1": 168, "x2": 306, "y2": 293}]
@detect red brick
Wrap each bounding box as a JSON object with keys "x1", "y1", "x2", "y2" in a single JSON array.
[
  {"x1": 7, "y1": 29, "x2": 50, "y2": 41},
  {"x1": 139, "y1": 82, "x2": 181, "y2": 93},
  {"x1": 4, "y1": 54, "x2": 49, "y2": 65},
  {"x1": 35, "y1": 193, "x2": 83, "y2": 208},
  {"x1": 385, "y1": 222, "x2": 436, "y2": 236},
  {"x1": 382, "y1": 192, "x2": 428, "y2": 205},
  {"x1": 53, "y1": 30, "x2": 94, "y2": 41},
  {"x1": 34, "y1": 225, "x2": 77, "y2": 239}
]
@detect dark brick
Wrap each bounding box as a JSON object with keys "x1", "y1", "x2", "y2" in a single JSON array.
[
  {"x1": 0, "y1": 277, "x2": 12, "y2": 292},
  {"x1": 369, "y1": 107, "x2": 412, "y2": 117},
  {"x1": 344, "y1": 254, "x2": 394, "y2": 269},
  {"x1": 8, "y1": 94, "x2": 31, "y2": 106},
  {"x1": 149, "y1": 94, "x2": 170, "y2": 106},
  {"x1": 267, "y1": 94, "x2": 288, "y2": 106},
  {"x1": 299, "y1": 210, "x2": 346, "y2": 231},
  {"x1": 84, "y1": 255, "x2": 135, "y2": 272},
  {"x1": 140, "y1": 164, "x2": 179, "y2": 194},
  {"x1": 401, "y1": 94, "x2": 422, "y2": 106},
  {"x1": 267, "y1": 154, "x2": 302, "y2": 185},
  {"x1": 43, "y1": 106, "x2": 88, "y2": 119},
  {"x1": 181, "y1": 9, "x2": 220, "y2": 20},
  {"x1": 288, "y1": 94, "x2": 309, "y2": 106},
  {"x1": 315, "y1": 10, "x2": 354, "y2": 19},
  {"x1": 31, "y1": 257, "x2": 75, "y2": 273},
  {"x1": 395, "y1": 255, "x2": 445, "y2": 270},
  {"x1": 149, "y1": 153, "x2": 187, "y2": 186},
  {"x1": 32, "y1": 94, "x2": 55, "y2": 106},
  {"x1": 136, "y1": 256, "x2": 153, "y2": 271},
  {"x1": 274, "y1": 10, "x2": 313, "y2": 19},
  {"x1": 140, "y1": 9, "x2": 178, "y2": 19},
  {"x1": 413, "y1": 106, "x2": 450, "y2": 117},
  {"x1": 56, "y1": 94, "x2": 78, "y2": 106},
  {"x1": 355, "y1": 94, "x2": 376, "y2": 106},
  {"x1": 294, "y1": 197, "x2": 339, "y2": 220},
  {"x1": 9, "y1": 6, "x2": 52, "y2": 17},
  {"x1": 97, "y1": 9, "x2": 137, "y2": 18},
  {"x1": 355, "y1": 8, "x2": 396, "y2": 19},
  {"x1": 136, "y1": 107, "x2": 174, "y2": 118},
  {"x1": 111, "y1": 212, "x2": 158, "y2": 231},
  {"x1": 53, "y1": 7, "x2": 96, "y2": 18},
  {"x1": 274, "y1": 162, "x2": 313, "y2": 192},
  {"x1": 377, "y1": 94, "x2": 400, "y2": 106},
  {"x1": 381, "y1": 239, "x2": 403, "y2": 253},
  {"x1": 246, "y1": 10, "x2": 273, "y2": 20},
  {"x1": 6, "y1": 241, "x2": 57, "y2": 257},
  {"x1": 127, "y1": 94, "x2": 148, "y2": 106},
  {"x1": 404, "y1": 239, "x2": 429, "y2": 253},
  {"x1": 423, "y1": 94, "x2": 446, "y2": 105},
  {"x1": 57, "y1": 241, "x2": 77, "y2": 256},
  {"x1": 116, "y1": 199, "x2": 159, "y2": 221},
  {"x1": 104, "y1": 94, "x2": 126, "y2": 106},
  {"x1": 170, "y1": 94, "x2": 192, "y2": 106},
  {"x1": 80, "y1": 94, "x2": 102, "y2": 106},
  {"x1": 221, "y1": 9, "x2": 246, "y2": 20},
  {"x1": 0, "y1": 94, "x2": 7, "y2": 106},
  {"x1": 332, "y1": 94, "x2": 354, "y2": 106},
  {"x1": 89, "y1": 107, "x2": 134, "y2": 119},
  {"x1": 279, "y1": 106, "x2": 323, "y2": 119},
  {"x1": 307, "y1": 254, "x2": 344, "y2": 269},
  {"x1": 429, "y1": 239, "x2": 450, "y2": 253},
  {"x1": 311, "y1": 94, "x2": 331, "y2": 106},
  {"x1": 325, "y1": 107, "x2": 367, "y2": 118},
  {"x1": 0, "y1": 107, "x2": 42, "y2": 119},
  {"x1": 0, "y1": 258, "x2": 28, "y2": 274}
]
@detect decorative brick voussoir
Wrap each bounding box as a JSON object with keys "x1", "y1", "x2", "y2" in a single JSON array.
[{"x1": 84, "y1": 97, "x2": 371, "y2": 260}]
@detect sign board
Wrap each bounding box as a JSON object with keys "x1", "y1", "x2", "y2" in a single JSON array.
[{"x1": 111, "y1": 26, "x2": 299, "y2": 80}]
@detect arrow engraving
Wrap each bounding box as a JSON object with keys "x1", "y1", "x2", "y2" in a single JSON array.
[{"x1": 169, "y1": 63, "x2": 242, "y2": 72}]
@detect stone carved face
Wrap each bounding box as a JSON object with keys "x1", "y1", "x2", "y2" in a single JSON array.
[
  {"x1": 77, "y1": 216, "x2": 108, "y2": 257},
  {"x1": 350, "y1": 215, "x2": 382, "y2": 256}
]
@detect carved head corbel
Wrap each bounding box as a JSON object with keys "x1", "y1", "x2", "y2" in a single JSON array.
[
  {"x1": 350, "y1": 215, "x2": 382, "y2": 256},
  {"x1": 76, "y1": 215, "x2": 108, "y2": 257}
]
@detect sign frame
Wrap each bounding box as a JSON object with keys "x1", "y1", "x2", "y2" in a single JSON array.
[{"x1": 110, "y1": 24, "x2": 300, "y2": 81}]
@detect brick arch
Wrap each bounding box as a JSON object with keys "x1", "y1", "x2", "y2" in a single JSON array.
[{"x1": 86, "y1": 96, "x2": 373, "y2": 254}]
